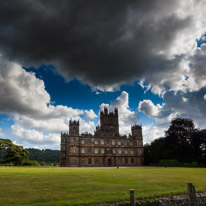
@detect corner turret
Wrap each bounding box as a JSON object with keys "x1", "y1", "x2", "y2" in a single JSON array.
[
  {"x1": 131, "y1": 124, "x2": 142, "y2": 139},
  {"x1": 69, "y1": 120, "x2": 79, "y2": 136}
]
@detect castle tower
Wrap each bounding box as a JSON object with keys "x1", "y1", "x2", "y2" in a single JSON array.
[
  {"x1": 100, "y1": 107, "x2": 119, "y2": 135},
  {"x1": 69, "y1": 120, "x2": 79, "y2": 136},
  {"x1": 131, "y1": 125, "x2": 142, "y2": 139}
]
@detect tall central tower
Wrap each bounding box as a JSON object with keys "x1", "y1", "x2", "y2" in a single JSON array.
[{"x1": 100, "y1": 107, "x2": 119, "y2": 136}]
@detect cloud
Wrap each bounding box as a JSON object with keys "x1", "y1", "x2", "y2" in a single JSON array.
[
  {"x1": 0, "y1": 128, "x2": 4, "y2": 137},
  {"x1": 138, "y1": 88, "x2": 206, "y2": 133},
  {"x1": 100, "y1": 91, "x2": 140, "y2": 135},
  {"x1": 84, "y1": 109, "x2": 98, "y2": 120},
  {"x1": 0, "y1": 54, "x2": 50, "y2": 116},
  {"x1": 0, "y1": 1, "x2": 206, "y2": 92},
  {"x1": 142, "y1": 121, "x2": 168, "y2": 144},
  {"x1": 138, "y1": 100, "x2": 162, "y2": 118},
  {"x1": 11, "y1": 125, "x2": 60, "y2": 145},
  {"x1": 0, "y1": 56, "x2": 96, "y2": 147}
]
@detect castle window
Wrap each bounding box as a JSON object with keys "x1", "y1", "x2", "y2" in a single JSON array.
[
  {"x1": 118, "y1": 149, "x2": 121, "y2": 154},
  {"x1": 73, "y1": 127, "x2": 77, "y2": 134},
  {"x1": 107, "y1": 139, "x2": 110, "y2": 144},
  {"x1": 81, "y1": 159, "x2": 85, "y2": 165},
  {"x1": 88, "y1": 158, "x2": 92, "y2": 165},
  {"x1": 112, "y1": 149, "x2": 115, "y2": 154},
  {"x1": 62, "y1": 146, "x2": 65, "y2": 151},
  {"x1": 73, "y1": 148, "x2": 76, "y2": 154},
  {"x1": 125, "y1": 158, "x2": 128, "y2": 164},
  {"x1": 95, "y1": 140, "x2": 98, "y2": 145},
  {"x1": 73, "y1": 158, "x2": 76, "y2": 164},
  {"x1": 112, "y1": 140, "x2": 115, "y2": 145},
  {"x1": 130, "y1": 149, "x2": 134, "y2": 154},
  {"x1": 101, "y1": 140, "x2": 104, "y2": 145},
  {"x1": 95, "y1": 148, "x2": 99, "y2": 154},
  {"x1": 124, "y1": 149, "x2": 128, "y2": 154},
  {"x1": 124, "y1": 140, "x2": 127, "y2": 146},
  {"x1": 95, "y1": 159, "x2": 98, "y2": 164},
  {"x1": 101, "y1": 149, "x2": 104, "y2": 154},
  {"x1": 118, "y1": 140, "x2": 121, "y2": 146},
  {"x1": 131, "y1": 158, "x2": 134, "y2": 164},
  {"x1": 88, "y1": 148, "x2": 92, "y2": 154},
  {"x1": 118, "y1": 158, "x2": 122, "y2": 165},
  {"x1": 81, "y1": 148, "x2": 85, "y2": 153},
  {"x1": 130, "y1": 141, "x2": 133, "y2": 146},
  {"x1": 88, "y1": 139, "x2": 92, "y2": 144},
  {"x1": 81, "y1": 139, "x2": 85, "y2": 144}
]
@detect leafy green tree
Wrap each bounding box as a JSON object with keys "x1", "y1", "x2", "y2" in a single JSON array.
[
  {"x1": 144, "y1": 118, "x2": 206, "y2": 165},
  {"x1": 0, "y1": 138, "x2": 29, "y2": 165},
  {"x1": 165, "y1": 118, "x2": 195, "y2": 162}
]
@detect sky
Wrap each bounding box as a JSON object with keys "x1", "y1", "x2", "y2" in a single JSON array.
[{"x1": 0, "y1": 0, "x2": 206, "y2": 149}]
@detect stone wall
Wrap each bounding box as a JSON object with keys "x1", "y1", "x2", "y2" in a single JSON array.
[{"x1": 159, "y1": 193, "x2": 206, "y2": 206}]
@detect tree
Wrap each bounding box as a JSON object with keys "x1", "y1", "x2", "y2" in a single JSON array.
[
  {"x1": 0, "y1": 138, "x2": 29, "y2": 165},
  {"x1": 144, "y1": 118, "x2": 206, "y2": 165},
  {"x1": 190, "y1": 129, "x2": 206, "y2": 164},
  {"x1": 165, "y1": 118, "x2": 195, "y2": 162}
]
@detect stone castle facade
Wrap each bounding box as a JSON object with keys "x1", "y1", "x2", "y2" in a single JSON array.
[{"x1": 60, "y1": 107, "x2": 144, "y2": 167}]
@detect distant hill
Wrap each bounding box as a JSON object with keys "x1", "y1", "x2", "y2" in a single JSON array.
[{"x1": 26, "y1": 148, "x2": 60, "y2": 164}]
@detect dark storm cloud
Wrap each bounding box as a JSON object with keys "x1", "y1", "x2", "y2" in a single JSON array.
[{"x1": 0, "y1": 0, "x2": 193, "y2": 89}]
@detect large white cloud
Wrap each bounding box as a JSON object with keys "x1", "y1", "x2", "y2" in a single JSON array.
[
  {"x1": 0, "y1": 55, "x2": 97, "y2": 147},
  {"x1": 138, "y1": 100, "x2": 162, "y2": 119},
  {"x1": 0, "y1": 54, "x2": 50, "y2": 115}
]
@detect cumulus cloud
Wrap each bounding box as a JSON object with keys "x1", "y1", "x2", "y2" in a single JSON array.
[
  {"x1": 0, "y1": 54, "x2": 50, "y2": 116},
  {"x1": 100, "y1": 91, "x2": 140, "y2": 135},
  {"x1": 0, "y1": 0, "x2": 206, "y2": 92},
  {"x1": 138, "y1": 100, "x2": 162, "y2": 118},
  {"x1": 142, "y1": 122, "x2": 168, "y2": 144},
  {"x1": 0, "y1": 56, "x2": 96, "y2": 147},
  {"x1": 84, "y1": 109, "x2": 98, "y2": 120},
  {"x1": 11, "y1": 125, "x2": 60, "y2": 145},
  {"x1": 138, "y1": 88, "x2": 206, "y2": 132}
]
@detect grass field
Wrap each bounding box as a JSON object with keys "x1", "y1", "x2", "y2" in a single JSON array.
[{"x1": 0, "y1": 167, "x2": 206, "y2": 206}]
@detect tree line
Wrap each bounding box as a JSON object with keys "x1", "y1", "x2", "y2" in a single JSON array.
[
  {"x1": 0, "y1": 138, "x2": 60, "y2": 166},
  {"x1": 144, "y1": 118, "x2": 206, "y2": 166}
]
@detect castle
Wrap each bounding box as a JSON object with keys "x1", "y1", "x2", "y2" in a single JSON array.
[{"x1": 60, "y1": 107, "x2": 144, "y2": 167}]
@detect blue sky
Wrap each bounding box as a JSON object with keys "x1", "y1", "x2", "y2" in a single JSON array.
[{"x1": 0, "y1": 1, "x2": 206, "y2": 149}]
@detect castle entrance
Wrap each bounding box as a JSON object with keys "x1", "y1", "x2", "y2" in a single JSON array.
[{"x1": 108, "y1": 158, "x2": 112, "y2": 166}]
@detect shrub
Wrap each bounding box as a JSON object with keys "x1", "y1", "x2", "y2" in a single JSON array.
[
  {"x1": 23, "y1": 160, "x2": 40, "y2": 166},
  {"x1": 190, "y1": 161, "x2": 198, "y2": 167},
  {"x1": 183, "y1": 162, "x2": 190, "y2": 167},
  {"x1": 159, "y1": 159, "x2": 181, "y2": 167}
]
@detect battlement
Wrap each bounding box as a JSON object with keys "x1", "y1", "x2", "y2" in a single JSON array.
[
  {"x1": 100, "y1": 107, "x2": 118, "y2": 116},
  {"x1": 69, "y1": 120, "x2": 79, "y2": 136},
  {"x1": 131, "y1": 124, "x2": 142, "y2": 139},
  {"x1": 131, "y1": 124, "x2": 142, "y2": 130},
  {"x1": 69, "y1": 120, "x2": 79, "y2": 125}
]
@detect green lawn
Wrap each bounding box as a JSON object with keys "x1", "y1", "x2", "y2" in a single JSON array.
[{"x1": 0, "y1": 167, "x2": 206, "y2": 206}]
